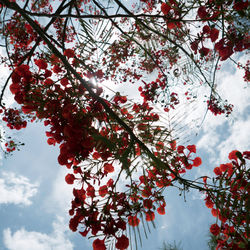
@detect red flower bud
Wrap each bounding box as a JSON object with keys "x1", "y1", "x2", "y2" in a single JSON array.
[
  {"x1": 157, "y1": 205, "x2": 166, "y2": 215},
  {"x1": 210, "y1": 223, "x2": 220, "y2": 236},
  {"x1": 65, "y1": 174, "x2": 75, "y2": 184},
  {"x1": 193, "y1": 157, "x2": 202, "y2": 167},
  {"x1": 214, "y1": 167, "x2": 222, "y2": 176}
]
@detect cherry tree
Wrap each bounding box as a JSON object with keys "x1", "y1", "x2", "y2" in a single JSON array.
[{"x1": 0, "y1": 0, "x2": 249, "y2": 249}]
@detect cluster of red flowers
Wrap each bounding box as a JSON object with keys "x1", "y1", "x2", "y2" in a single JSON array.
[
  {"x1": 189, "y1": 1, "x2": 250, "y2": 62},
  {"x1": 204, "y1": 150, "x2": 249, "y2": 249},
  {"x1": 161, "y1": 1, "x2": 182, "y2": 29},
  {"x1": 214, "y1": 27, "x2": 250, "y2": 61},
  {"x1": 4, "y1": 15, "x2": 37, "y2": 48},
  {"x1": 2, "y1": 108, "x2": 27, "y2": 130},
  {"x1": 68, "y1": 173, "x2": 130, "y2": 250},
  {"x1": 53, "y1": 18, "x2": 75, "y2": 44},
  {"x1": 207, "y1": 96, "x2": 234, "y2": 116},
  {"x1": 124, "y1": 143, "x2": 202, "y2": 232},
  {"x1": 190, "y1": 25, "x2": 219, "y2": 56},
  {"x1": 30, "y1": 0, "x2": 52, "y2": 13},
  {"x1": 137, "y1": 74, "x2": 181, "y2": 112},
  {"x1": 4, "y1": 140, "x2": 16, "y2": 152}
]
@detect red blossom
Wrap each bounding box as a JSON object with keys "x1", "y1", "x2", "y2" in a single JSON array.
[
  {"x1": 233, "y1": 0, "x2": 249, "y2": 11},
  {"x1": 53, "y1": 65, "x2": 62, "y2": 73},
  {"x1": 99, "y1": 185, "x2": 108, "y2": 197},
  {"x1": 243, "y1": 151, "x2": 250, "y2": 160},
  {"x1": 65, "y1": 174, "x2": 75, "y2": 184},
  {"x1": 199, "y1": 47, "x2": 210, "y2": 56},
  {"x1": 211, "y1": 208, "x2": 218, "y2": 217},
  {"x1": 167, "y1": 22, "x2": 176, "y2": 30},
  {"x1": 226, "y1": 163, "x2": 234, "y2": 177},
  {"x1": 187, "y1": 145, "x2": 196, "y2": 153},
  {"x1": 193, "y1": 157, "x2": 202, "y2": 167},
  {"x1": 143, "y1": 199, "x2": 153, "y2": 209},
  {"x1": 93, "y1": 238, "x2": 106, "y2": 250},
  {"x1": 60, "y1": 78, "x2": 69, "y2": 86},
  {"x1": 205, "y1": 197, "x2": 214, "y2": 208},
  {"x1": 228, "y1": 150, "x2": 238, "y2": 161},
  {"x1": 210, "y1": 28, "x2": 219, "y2": 42},
  {"x1": 197, "y1": 6, "x2": 208, "y2": 19},
  {"x1": 47, "y1": 137, "x2": 56, "y2": 146},
  {"x1": 86, "y1": 185, "x2": 95, "y2": 197},
  {"x1": 202, "y1": 25, "x2": 210, "y2": 34},
  {"x1": 145, "y1": 210, "x2": 155, "y2": 221},
  {"x1": 141, "y1": 186, "x2": 152, "y2": 197},
  {"x1": 219, "y1": 46, "x2": 233, "y2": 61},
  {"x1": 106, "y1": 178, "x2": 114, "y2": 187},
  {"x1": 44, "y1": 78, "x2": 54, "y2": 85},
  {"x1": 219, "y1": 164, "x2": 228, "y2": 172},
  {"x1": 157, "y1": 205, "x2": 166, "y2": 215},
  {"x1": 104, "y1": 163, "x2": 114, "y2": 173},
  {"x1": 214, "y1": 167, "x2": 222, "y2": 176},
  {"x1": 11, "y1": 71, "x2": 21, "y2": 84},
  {"x1": 191, "y1": 40, "x2": 199, "y2": 54},
  {"x1": 161, "y1": 3, "x2": 171, "y2": 15},
  {"x1": 170, "y1": 140, "x2": 176, "y2": 150},
  {"x1": 128, "y1": 215, "x2": 140, "y2": 227},
  {"x1": 177, "y1": 145, "x2": 185, "y2": 154},
  {"x1": 210, "y1": 223, "x2": 220, "y2": 236},
  {"x1": 115, "y1": 235, "x2": 129, "y2": 250},
  {"x1": 95, "y1": 70, "x2": 104, "y2": 79},
  {"x1": 35, "y1": 59, "x2": 48, "y2": 70},
  {"x1": 64, "y1": 49, "x2": 75, "y2": 58},
  {"x1": 9, "y1": 83, "x2": 20, "y2": 94}
]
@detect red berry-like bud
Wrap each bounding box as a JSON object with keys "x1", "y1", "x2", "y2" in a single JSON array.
[{"x1": 65, "y1": 174, "x2": 75, "y2": 184}]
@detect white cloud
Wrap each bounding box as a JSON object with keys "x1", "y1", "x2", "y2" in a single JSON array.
[
  {"x1": 3, "y1": 216, "x2": 74, "y2": 250},
  {"x1": 216, "y1": 55, "x2": 250, "y2": 116},
  {"x1": 217, "y1": 117, "x2": 250, "y2": 162},
  {"x1": 0, "y1": 172, "x2": 38, "y2": 206},
  {"x1": 197, "y1": 128, "x2": 220, "y2": 156},
  {"x1": 196, "y1": 53, "x2": 249, "y2": 163},
  {"x1": 44, "y1": 168, "x2": 74, "y2": 214}
]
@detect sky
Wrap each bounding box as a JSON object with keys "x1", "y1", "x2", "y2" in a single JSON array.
[{"x1": 0, "y1": 51, "x2": 249, "y2": 250}]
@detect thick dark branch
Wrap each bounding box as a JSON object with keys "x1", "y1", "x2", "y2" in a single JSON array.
[{"x1": 11, "y1": 9, "x2": 223, "y2": 22}]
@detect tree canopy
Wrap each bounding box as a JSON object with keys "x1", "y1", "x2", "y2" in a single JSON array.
[{"x1": 0, "y1": 0, "x2": 249, "y2": 249}]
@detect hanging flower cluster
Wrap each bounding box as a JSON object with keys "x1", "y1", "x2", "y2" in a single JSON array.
[
  {"x1": 207, "y1": 96, "x2": 234, "y2": 116},
  {"x1": 204, "y1": 150, "x2": 249, "y2": 249}
]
